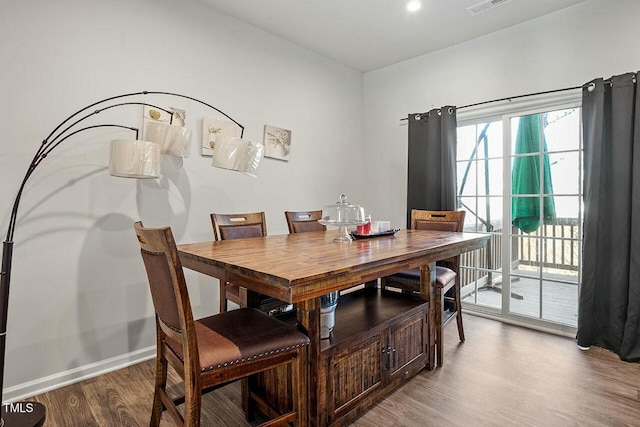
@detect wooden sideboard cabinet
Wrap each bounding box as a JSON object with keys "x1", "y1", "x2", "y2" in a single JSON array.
[
  {"x1": 256, "y1": 286, "x2": 428, "y2": 426},
  {"x1": 318, "y1": 286, "x2": 428, "y2": 426}
]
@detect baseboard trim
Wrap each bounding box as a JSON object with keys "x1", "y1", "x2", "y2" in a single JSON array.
[{"x1": 4, "y1": 346, "x2": 156, "y2": 402}]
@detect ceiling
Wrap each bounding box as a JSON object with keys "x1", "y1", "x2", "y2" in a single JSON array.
[{"x1": 197, "y1": 0, "x2": 586, "y2": 72}]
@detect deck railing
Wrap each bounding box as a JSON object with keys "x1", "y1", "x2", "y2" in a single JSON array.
[
  {"x1": 460, "y1": 217, "x2": 580, "y2": 286},
  {"x1": 516, "y1": 217, "x2": 580, "y2": 271}
]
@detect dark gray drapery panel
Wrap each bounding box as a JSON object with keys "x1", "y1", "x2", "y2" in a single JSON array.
[
  {"x1": 406, "y1": 107, "x2": 457, "y2": 227},
  {"x1": 578, "y1": 72, "x2": 640, "y2": 362}
]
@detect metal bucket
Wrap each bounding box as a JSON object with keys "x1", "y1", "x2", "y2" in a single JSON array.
[{"x1": 320, "y1": 291, "x2": 339, "y2": 339}]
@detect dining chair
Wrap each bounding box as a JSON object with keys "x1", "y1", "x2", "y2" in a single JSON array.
[
  {"x1": 284, "y1": 210, "x2": 326, "y2": 234},
  {"x1": 380, "y1": 209, "x2": 466, "y2": 367},
  {"x1": 134, "y1": 221, "x2": 309, "y2": 427},
  {"x1": 211, "y1": 211, "x2": 267, "y2": 241},
  {"x1": 210, "y1": 212, "x2": 270, "y2": 313}
]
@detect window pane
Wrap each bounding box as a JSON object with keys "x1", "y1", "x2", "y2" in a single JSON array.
[
  {"x1": 549, "y1": 151, "x2": 580, "y2": 194},
  {"x1": 476, "y1": 196, "x2": 503, "y2": 232},
  {"x1": 542, "y1": 281, "x2": 578, "y2": 327},
  {"x1": 548, "y1": 195, "x2": 580, "y2": 224},
  {"x1": 544, "y1": 108, "x2": 581, "y2": 151},
  {"x1": 457, "y1": 124, "x2": 477, "y2": 162},
  {"x1": 457, "y1": 121, "x2": 502, "y2": 162},
  {"x1": 478, "y1": 158, "x2": 503, "y2": 196},
  {"x1": 457, "y1": 159, "x2": 478, "y2": 198},
  {"x1": 459, "y1": 196, "x2": 481, "y2": 231},
  {"x1": 513, "y1": 234, "x2": 543, "y2": 267},
  {"x1": 484, "y1": 121, "x2": 503, "y2": 159}
]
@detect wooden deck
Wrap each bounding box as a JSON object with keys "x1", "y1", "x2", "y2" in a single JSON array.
[{"x1": 462, "y1": 268, "x2": 579, "y2": 327}]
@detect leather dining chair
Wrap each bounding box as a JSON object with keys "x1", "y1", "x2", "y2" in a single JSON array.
[
  {"x1": 210, "y1": 212, "x2": 269, "y2": 313},
  {"x1": 381, "y1": 209, "x2": 466, "y2": 367},
  {"x1": 134, "y1": 221, "x2": 309, "y2": 427},
  {"x1": 284, "y1": 210, "x2": 326, "y2": 234}
]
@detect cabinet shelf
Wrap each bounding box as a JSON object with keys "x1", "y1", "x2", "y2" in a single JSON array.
[{"x1": 321, "y1": 286, "x2": 426, "y2": 353}]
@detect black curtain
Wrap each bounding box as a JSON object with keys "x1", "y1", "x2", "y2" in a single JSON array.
[
  {"x1": 578, "y1": 72, "x2": 640, "y2": 362},
  {"x1": 406, "y1": 107, "x2": 457, "y2": 227}
]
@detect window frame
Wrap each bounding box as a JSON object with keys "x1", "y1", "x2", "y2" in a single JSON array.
[{"x1": 456, "y1": 90, "x2": 582, "y2": 337}]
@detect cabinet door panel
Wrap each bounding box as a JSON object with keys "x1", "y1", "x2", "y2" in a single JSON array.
[
  {"x1": 388, "y1": 309, "x2": 427, "y2": 379},
  {"x1": 329, "y1": 334, "x2": 383, "y2": 419}
]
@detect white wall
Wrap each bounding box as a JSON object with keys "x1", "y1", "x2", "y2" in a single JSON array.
[
  {"x1": 363, "y1": 0, "x2": 640, "y2": 227},
  {"x1": 0, "y1": 0, "x2": 364, "y2": 398},
  {"x1": 4, "y1": 0, "x2": 639, "y2": 401}
]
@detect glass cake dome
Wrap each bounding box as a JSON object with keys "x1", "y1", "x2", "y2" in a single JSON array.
[{"x1": 319, "y1": 194, "x2": 367, "y2": 243}]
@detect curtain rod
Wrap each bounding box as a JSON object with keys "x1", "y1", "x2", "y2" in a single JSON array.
[{"x1": 400, "y1": 84, "x2": 582, "y2": 121}]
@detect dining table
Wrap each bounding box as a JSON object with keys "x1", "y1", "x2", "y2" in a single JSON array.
[{"x1": 177, "y1": 228, "x2": 489, "y2": 426}]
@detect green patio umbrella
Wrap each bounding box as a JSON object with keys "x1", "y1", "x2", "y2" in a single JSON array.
[{"x1": 511, "y1": 114, "x2": 556, "y2": 233}]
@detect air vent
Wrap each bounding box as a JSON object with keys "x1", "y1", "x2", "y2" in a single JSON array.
[{"x1": 467, "y1": 0, "x2": 513, "y2": 15}]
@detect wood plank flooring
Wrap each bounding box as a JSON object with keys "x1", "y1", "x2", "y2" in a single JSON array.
[{"x1": 27, "y1": 314, "x2": 640, "y2": 426}]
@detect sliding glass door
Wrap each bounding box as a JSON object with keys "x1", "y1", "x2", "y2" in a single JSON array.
[{"x1": 457, "y1": 104, "x2": 582, "y2": 334}]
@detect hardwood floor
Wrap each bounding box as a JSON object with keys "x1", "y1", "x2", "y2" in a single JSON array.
[{"x1": 28, "y1": 314, "x2": 640, "y2": 426}]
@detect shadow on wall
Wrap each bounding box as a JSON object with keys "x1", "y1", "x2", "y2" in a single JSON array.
[
  {"x1": 136, "y1": 155, "x2": 192, "y2": 240},
  {"x1": 73, "y1": 212, "x2": 153, "y2": 364},
  {"x1": 73, "y1": 160, "x2": 192, "y2": 365}
]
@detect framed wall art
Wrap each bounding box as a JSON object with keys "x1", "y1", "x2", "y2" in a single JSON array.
[{"x1": 263, "y1": 124, "x2": 292, "y2": 161}]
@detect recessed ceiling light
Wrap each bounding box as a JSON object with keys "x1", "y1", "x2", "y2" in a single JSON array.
[{"x1": 406, "y1": 0, "x2": 422, "y2": 13}]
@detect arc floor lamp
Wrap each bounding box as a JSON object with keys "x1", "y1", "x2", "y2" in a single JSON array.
[{"x1": 0, "y1": 91, "x2": 245, "y2": 426}]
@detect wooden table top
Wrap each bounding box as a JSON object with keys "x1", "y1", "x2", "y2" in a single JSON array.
[{"x1": 178, "y1": 229, "x2": 489, "y2": 303}]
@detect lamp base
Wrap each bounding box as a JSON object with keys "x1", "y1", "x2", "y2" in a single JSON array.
[{"x1": 1, "y1": 402, "x2": 46, "y2": 427}]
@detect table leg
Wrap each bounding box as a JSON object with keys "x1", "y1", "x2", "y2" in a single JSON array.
[
  {"x1": 218, "y1": 271, "x2": 229, "y2": 313},
  {"x1": 297, "y1": 297, "x2": 320, "y2": 427},
  {"x1": 239, "y1": 287, "x2": 263, "y2": 420},
  {"x1": 420, "y1": 262, "x2": 436, "y2": 370}
]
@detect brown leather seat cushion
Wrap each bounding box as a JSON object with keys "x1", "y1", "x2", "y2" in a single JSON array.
[
  {"x1": 392, "y1": 266, "x2": 456, "y2": 288},
  {"x1": 165, "y1": 308, "x2": 309, "y2": 372}
]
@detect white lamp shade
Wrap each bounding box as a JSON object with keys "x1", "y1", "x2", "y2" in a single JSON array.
[
  {"x1": 145, "y1": 121, "x2": 192, "y2": 158},
  {"x1": 109, "y1": 139, "x2": 161, "y2": 178},
  {"x1": 211, "y1": 136, "x2": 264, "y2": 177}
]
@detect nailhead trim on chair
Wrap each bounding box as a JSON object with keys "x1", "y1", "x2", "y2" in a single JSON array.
[
  {"x1": 164, "y1": 341, "x2": 309, "y2": 372},
  {"x1": 162, "y1": 321, "x2": 182, "y2": 334}
]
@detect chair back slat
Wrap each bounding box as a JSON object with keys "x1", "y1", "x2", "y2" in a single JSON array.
[
  {"x1": 285, "y1": 210, "x2": 326, "y2": 234},
  {"x1": 415, "y1": 220, "x2": 459, "y2": 232},
  {"x1": 411, "y1": 210, "x2": 465, "y2": 267},
  {"x1": 141, "y1": 251, "x2": 183, "y2": 332},
  {"x1": 211, "y1": 212, "x2": 267, "y2": 241},
  {"x1": 134, "y1": 222, "x2": 194, "y2": 339},
  {"x1": 411, "y1": 210, "x2": 465, "y2": 232}
]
